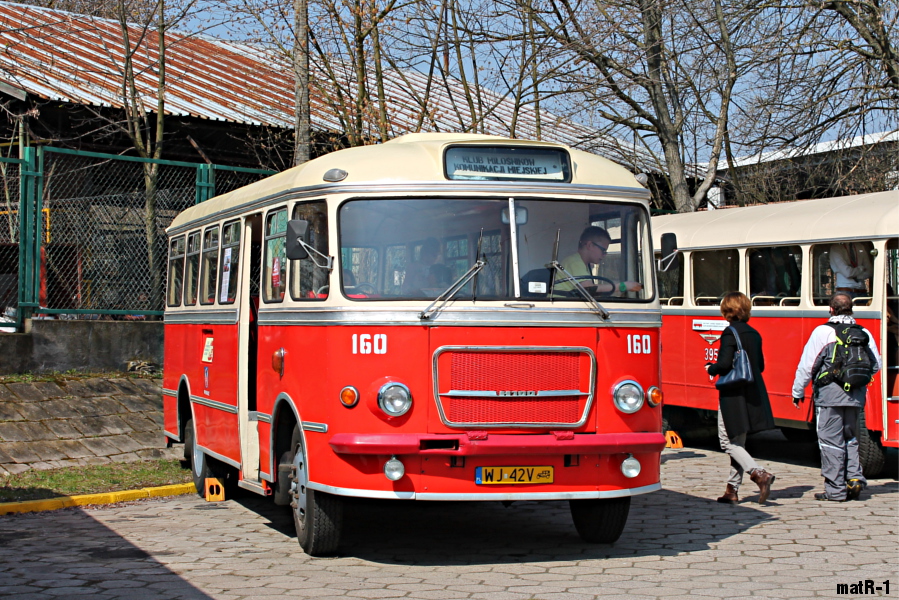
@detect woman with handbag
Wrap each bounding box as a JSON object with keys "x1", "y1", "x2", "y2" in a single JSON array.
[{"x1": 705, "y1": 291, "x2": 776, "y2": 504}]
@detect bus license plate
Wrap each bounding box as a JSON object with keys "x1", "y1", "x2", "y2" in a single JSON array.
[{"x1": 475, "y1": 466, "x2": 554, "y2": 485}]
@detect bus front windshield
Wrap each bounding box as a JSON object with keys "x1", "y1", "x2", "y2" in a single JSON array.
[{"x1": 338, "y1": 197, "x2": 650, "y2": 302}]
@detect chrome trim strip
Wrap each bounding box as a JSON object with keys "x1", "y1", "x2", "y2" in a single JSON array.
[
  {"x1": 257, "y1": 307, "x2": 660, "y2": 327},
  {"x1": 165, "y1": 309, "x2": 239, "y2": 325},
  {"x1": 167, "y1": 182, "x2": 650, "y2": 236},
  {"x1": 162, "y1": 388, "x2": 177, "y2": 397},
  {"x1": 163, "y1": 429, "x2": 180, "y2": 441},
  {"x1": 197, "y1": 443, "x2": 241, "y2": 469},
  {"x1": 256, "y1": 412, "x2": 273, "y2": 423},
  {"x1": 190, "y1": 395, "x2": 239, "y2": 414},
  {"x1": 661, "y1": 307, "x2": 881, "y2": 319},
  {"x1": 443, "y1": 390, "x2": 585, "y2": 398},
  {"x1": 432, "y1": 345, "x2": 596, "y2": 428},
  {"x1": 260, "y1": 471, "x2": 275, "y2": 483},
  {"x1": 306, "y1": 481, "x2": 661, "y2": 501},
  {"x1": 237, "y1": 479, "x2": 267, "y2": 495},
  {"x1": 302, "y1": 421, "x2": 328, "y2": 433}
]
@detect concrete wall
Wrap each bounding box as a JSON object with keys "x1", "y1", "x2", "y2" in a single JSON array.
[{"x1": 0, "y1": 321, "x2": 163, "y2": 374}]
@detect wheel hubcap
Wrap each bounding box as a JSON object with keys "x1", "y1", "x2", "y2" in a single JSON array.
[
  {"x1": 191, "y1": 424, "x2": 203, "y2": 477},
  {"x1": 290, "y1": 445, "x2": 308, "y2": 525}
]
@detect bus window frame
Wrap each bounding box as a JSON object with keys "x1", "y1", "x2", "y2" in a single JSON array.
[
  {"x1": 289, "y1": 199, "x2": 330, "y2": 301},
  {"x1": 690, "y1": 247, "x2": 740, "y2": 306},
  {"x1": 262, "y1": 207, "x2": 288, "y2": 304},
  {"x1": 199, "y1": 225, "x2": 220, "y2": 306},
  {"x1": 219, "y1": 219, "x2": 242, "y2": 305},
  {"x1": 166, "y1": 235, "x2": 186, "y2": 308},
  {"x1": 746, "y1": 244, "x2": 803, "y2": 308},
  {"x1": 183, "y1": 230, "x2": 201, "y2": 306}
]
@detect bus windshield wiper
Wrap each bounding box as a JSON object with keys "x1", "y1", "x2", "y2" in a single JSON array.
[
  {"x1": 420, "y1": 229, "x2": 488, "y2": 320},
  {"x1": 546, "y1": 229, "x2": 610, "y2": 320}
]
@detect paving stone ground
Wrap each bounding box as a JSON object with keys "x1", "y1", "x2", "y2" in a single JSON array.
[
  {"x1": 0, "y1": 433, "x2": 896, "y2": 599},
  {"x1": 0, "y1": 377, "x2": 179, "y2": 475}
]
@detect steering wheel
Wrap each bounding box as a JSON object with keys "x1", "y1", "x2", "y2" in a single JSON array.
[
  {"x1": 316, "y1": 285, "x2": 329, "y2": 295},
  {"x1": 556, "y1": 275, "x2": 617, "y2": 297},
  {"x1": 354, "y1": 282, "x2": 377, "y2": 294}
]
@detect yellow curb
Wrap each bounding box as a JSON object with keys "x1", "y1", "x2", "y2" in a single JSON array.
[{"x1": 0, "y1": 483, "x2": 197, "y2": 515}]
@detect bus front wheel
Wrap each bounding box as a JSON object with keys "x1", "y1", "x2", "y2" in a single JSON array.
[
  {"x1": 288, "y1": 425, "x2": 343, "y2": 556},
  {"x1": 184, "y1": 418, "x2": 213, "y2": 499},
  {"x1": 569, "y1": 496, "x2": 631, "y2": 544}
]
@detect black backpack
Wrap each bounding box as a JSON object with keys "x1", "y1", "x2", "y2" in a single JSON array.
[{"x1": 814, "y1": 323, "x2": 875, "y2": 391}]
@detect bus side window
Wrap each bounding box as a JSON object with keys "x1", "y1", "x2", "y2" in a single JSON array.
[
  {"x1": 183, "y1": 231, "x2": 201, "y2": 306},
  {"x1": 219, "y1": 221, "x2": 241, "y2": 304},
  {"x1": 748, "y1": 245, "x2": 802, "y2": 306},
  {"x1": 200, "y1": 226, "x2": 220, "y2": 305},
  {"x1": 290, "y1": 201, "x2": 329, "y2": 300},
  {"x1": 692, "y1": 249, "x2": 738, "y2": 306},
  {"x1": 812, "y1": 242, "x2": 874, "y2": 306},
  {"x1": 166, "y1": 236, "x2": 185, "y2": 307},
  {"x1": 657, "y1": 252, "x2": 684, "y2": 305},
  {"x1": 263, "y1": 208, "x2": 287, "y2": 303}
]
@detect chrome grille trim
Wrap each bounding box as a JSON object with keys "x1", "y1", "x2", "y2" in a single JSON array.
[{"x1": 431, "y1": 345, "x2": 596, "y2": 428}]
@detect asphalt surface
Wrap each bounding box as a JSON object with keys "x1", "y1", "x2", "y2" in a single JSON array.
[{"x1": 0, "y1": 432, "x2": 896, "y2": 599}]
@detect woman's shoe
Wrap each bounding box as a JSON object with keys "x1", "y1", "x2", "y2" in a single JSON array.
[
  {"x1": 750, "y1": 468, "x2": 775, "y2": 503},
  {"x1": 716, "y1": 484, "x2": 739, "y2": 504}
]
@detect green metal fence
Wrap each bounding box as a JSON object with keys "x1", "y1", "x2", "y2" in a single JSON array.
[{"x1": 8, "y1": 147, "x2": 273, "y2": 330}]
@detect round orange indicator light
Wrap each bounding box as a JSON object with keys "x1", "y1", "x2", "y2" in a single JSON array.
[
  {"x1": 647, "y1": 386, "x2": 663, "y2": 407},
  {"x1": 340, "y1": 386, "x2": 359, "y2": 408}
]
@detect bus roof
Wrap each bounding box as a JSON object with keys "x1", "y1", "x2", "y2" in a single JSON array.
[
  {"x1": 651, "y1": 191, "x2": 899, "y2": 249},
  {"x1": 168, "y1": 133, "x2": 645, "y2": 232}
]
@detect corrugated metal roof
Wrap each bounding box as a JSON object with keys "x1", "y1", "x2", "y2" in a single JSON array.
[{"x1": 0, "y1": 2, "x2": 659, "y2": 170}]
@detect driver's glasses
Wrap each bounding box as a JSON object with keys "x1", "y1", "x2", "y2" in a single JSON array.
[{"x1": 588, "y1": 241, "x2": 608, "y2": 256}]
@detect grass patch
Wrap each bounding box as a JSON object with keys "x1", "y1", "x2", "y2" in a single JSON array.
[{"x1": 0, "y1": 459, "x2": 191, "y2": 503}]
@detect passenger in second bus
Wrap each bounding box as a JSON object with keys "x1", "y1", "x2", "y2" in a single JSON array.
[
  {"x1": 829, "y1": 242, "x2": 872, "y2": 298},
  {"x1": 554, "y1": 226, "x2": 642, "y2": 296},
  {"x1": 704, "y1": 291, "x2": 776, "y2": 504}
]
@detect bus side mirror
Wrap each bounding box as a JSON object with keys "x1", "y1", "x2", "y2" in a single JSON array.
[
  {"x1": 286, "y1": 220, "x2": 310, "y2": 260},
  {"x1": 658, "y1": 233, "x2": 678, "y2": 271}
]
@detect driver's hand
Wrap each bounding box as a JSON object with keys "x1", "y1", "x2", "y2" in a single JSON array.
[{"x1": 626, "y1": 281, "x2": 643, "y2": 292}]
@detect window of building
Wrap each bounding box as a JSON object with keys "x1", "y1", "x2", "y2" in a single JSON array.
[
  {"x1": 183, "y1": 231, "x2": 201, "y2": 306},
  {"x1": 200, "y1": 226, "x2": 219, "y2": 305},
  {"x1": 263, "y1": 209, "x2": 287, "y2": 303},
  {"x1": 692, "y1": 249, "x2": 738, "y2": 305},
  {"x1": 166, "y1": 236, "x2": 185, "y2": 307},
  {"x1": 219, "y1": 221, "x2": 241, "y2": 304},
  {"x1": 748, "y1": 245, "x2": 802, "y2": 306},
  {"x1": 289, "y1": 201, "x2": 329, "y2": 300}
]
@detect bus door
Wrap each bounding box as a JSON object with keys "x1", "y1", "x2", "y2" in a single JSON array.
[
  {"x1": 237, "y1": 214, "x2": 263, "y2": 488},
  {"x1": 885, "y1": 237, "x2": 898, "y2": 444}
]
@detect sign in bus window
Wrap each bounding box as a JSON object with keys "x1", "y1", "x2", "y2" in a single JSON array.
[
  {"x1": 692, "y1": 249, "x2": 738, "y2": 306},
  {"x1": 812, "y1": 241, "x2": 875, "y2": 306},
  {"x1": 290, "y1": 201, "x2": 329, "y2": 300},
  {"x1": 200, "y1": 226, "x2": 219, "y2": 305},
  {"x1": 184, "y1": 231, "x2": 201, "y2": 306},
  {"x1": 166, "y1": 236, "x2": 185, "y2": 307},
  {"x1": 264, "y1": 209, "x2": 287, "y2": 303},
  {"x1": 219, "y1": 221, "x2": 241, "y2": 304},
  {"x1": 748, "y1": 245, "x2": 802, "y2": 306}
]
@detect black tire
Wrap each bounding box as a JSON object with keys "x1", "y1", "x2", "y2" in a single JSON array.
[
  {"x1": 287, "y1": 425, "x2": 343, "y2": 556},
  {"x1": 780, "y1": 426, "x2": 817, "y2": 443},
  {"x1": 569, "y1": 496, "x2": 631, "y2": 544},
  {"x1": 858, "y1": 409, "x2": 885, "y2": 478},
  {"x1": 183, "y1": 418, "x2": 214, "y2": 498}
]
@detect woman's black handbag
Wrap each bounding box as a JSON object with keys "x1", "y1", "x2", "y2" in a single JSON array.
[{"x1": 715, "y1": 326, "x2": 754, "y2": 390}]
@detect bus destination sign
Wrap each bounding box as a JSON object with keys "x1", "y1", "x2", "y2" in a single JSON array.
[{"x1": 445, "y1": 146, "x2": 570, "y2": 182}]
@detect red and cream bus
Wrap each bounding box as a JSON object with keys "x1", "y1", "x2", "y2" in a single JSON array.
[
  {"x1": 162, "y1": 133, "x2": 666, "y2": 555},
  {"x1": 652, "y1": 191, "x2": 898, "y2": 476}
]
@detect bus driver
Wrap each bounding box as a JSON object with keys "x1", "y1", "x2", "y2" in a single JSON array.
[{"x1": 554, "y1": 226, "x2": 642, "y2": 296}]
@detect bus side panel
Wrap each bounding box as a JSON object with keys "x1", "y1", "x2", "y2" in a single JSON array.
[
  {"x1": 680, "y1": 315, "x2": 722, "y2": 413},
  {"x1": 162, "y1": 323, "x2": 190, "y2": 439},
  {"x1": 747, "y1": 314, "x2": 814, "y2": 425},
  {"x1": 659, "y1": 313, "x2": 688, "y2": 407},
  {"x1": 855, "y1": 316, "x2": 886, "y2": 441}
]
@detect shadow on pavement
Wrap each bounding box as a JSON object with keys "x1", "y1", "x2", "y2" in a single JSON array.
[
  {"x1": 238, "y1": 487, "x2": 776, "y2": 566},
  {"x1": 0, "y1": 504, "x2": 214, "y2": 599}
]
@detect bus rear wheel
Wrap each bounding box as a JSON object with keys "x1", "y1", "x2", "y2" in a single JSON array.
[
  {"x1": 288, "y1": 425, "x2": 343, "y2": 556},
  {"x1": 569, "y1": 496, "x2": 631, "y2": 544},
  {"x1": 183, "y1": 418, "x2": 213, "y2": 499},
  {"x1": 858, "y1": 410, "x2": 885, "y2": 479}
]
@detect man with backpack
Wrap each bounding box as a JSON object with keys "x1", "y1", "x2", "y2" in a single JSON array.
[{"x1": 791, "y1": 292, "x2": 881, "y2": 501}]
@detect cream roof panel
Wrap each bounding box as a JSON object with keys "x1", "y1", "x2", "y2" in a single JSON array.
[
  {"x1": 651, "y1": 191, "x2": 899, "y2": 249},
  {"x1": 169, "y1": 134, "x2": 645, "y2": 231}
]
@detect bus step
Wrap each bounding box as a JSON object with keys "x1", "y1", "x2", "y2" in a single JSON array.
[
  {"x1": 665, "y1": 431, "x2": 683, "y2": 449},
  {"x1": 204, "y1": 478, "x2": 225, "y2": 502}
]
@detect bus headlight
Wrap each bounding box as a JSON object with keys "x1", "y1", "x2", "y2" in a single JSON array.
[
  {"x1": 647, "y1": 386, "x2": 662, "y2": 407},
  {"x1": 613, "y1": 380, "x2": 644, "y2": 414},
  {"x1": 621, "y1": 455, "x2": 641, "y2": 478},
  {"x1": 378, "y1": 382, "x2": 412, "y2": 417},
  {"x1": 384, "y1": 456, "x2": 405, "y2": 481}
]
